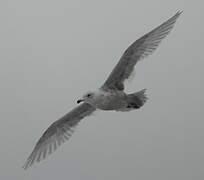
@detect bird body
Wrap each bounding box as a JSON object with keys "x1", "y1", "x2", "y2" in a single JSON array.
[
  {"x1": 82, "y1": 88, "x2": 127, "y2": 110},
  {"x1": 82, "y1": 88, "x2": 147, "y2": 111},
  {"x1": 23, "y1": 11, "x2": 182, "y2": 169}
]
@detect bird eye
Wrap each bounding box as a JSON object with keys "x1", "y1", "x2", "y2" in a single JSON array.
[{"x1": 87, "y1": 94, "x2": 91, "y2": 97}]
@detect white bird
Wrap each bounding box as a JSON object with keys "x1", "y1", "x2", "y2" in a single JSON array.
[{"x1": 23, "y1": 11, "x2": 182, "y2": 169}]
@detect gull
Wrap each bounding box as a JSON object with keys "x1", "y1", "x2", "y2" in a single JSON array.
[{"x1": 23, "y1": 11, "x2": 182, "y2": 169}]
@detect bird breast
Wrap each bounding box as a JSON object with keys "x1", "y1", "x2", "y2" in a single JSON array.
[{"x1": 94, "y1": 89, "x2": 127, "y2": 110}]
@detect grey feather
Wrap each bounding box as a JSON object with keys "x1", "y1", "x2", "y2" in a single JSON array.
[
  {"x1": 23, "y1": 103, "x2": 95, "y2": 169},
  {"x1": 102, "y1": 11, "x2": 182, "y2": 91}
]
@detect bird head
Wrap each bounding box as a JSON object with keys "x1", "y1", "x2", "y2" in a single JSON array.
[{"x1": 77, "y1": 91, "x2": 96, "y2": 104}]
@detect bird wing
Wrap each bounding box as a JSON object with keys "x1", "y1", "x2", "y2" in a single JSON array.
[
  {"x1": 23, "y1": 103, "x2": 95, "y2": 169},
  {"x1": 102, "y1": 11, "x2": 182, "y2": 91}
]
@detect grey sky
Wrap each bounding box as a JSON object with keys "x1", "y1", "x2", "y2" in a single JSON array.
[{"x1": 0, "y1": 0, "x2": 203, "y2": 179}]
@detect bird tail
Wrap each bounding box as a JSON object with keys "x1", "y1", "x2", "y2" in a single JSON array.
[{"x1": 126, "y1": 89, "x2": 148, "y2": 109}]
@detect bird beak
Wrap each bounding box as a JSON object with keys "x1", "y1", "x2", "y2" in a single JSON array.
[{"x1": 77, "y1": 99, "x2": 84, "y2": 104}]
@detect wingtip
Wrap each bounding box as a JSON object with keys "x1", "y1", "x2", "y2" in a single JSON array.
[
  {"x1": 22, "y1": 159, "x2": 31, "y2": 170},
  {"x1": 22, "y1": 163, "x2": 29, "y2": 170},
  {"x1": 168, "y1": 10, "x2": 183, "y2": 23},
  {"x1": 176, "y1": 10, "x2": 183, "y2": 16}
]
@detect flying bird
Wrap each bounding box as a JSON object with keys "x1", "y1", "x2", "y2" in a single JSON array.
[{"x1": 23, "y1": 11, "x2": 182, "y2": 169}]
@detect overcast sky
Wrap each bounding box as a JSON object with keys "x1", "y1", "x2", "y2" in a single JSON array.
[{"x1": 0, "y1": 0, "x2": 203, "y2": 179}]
